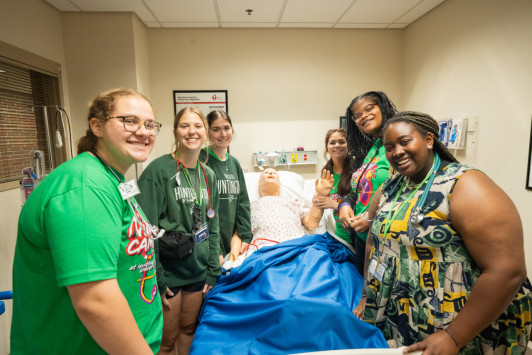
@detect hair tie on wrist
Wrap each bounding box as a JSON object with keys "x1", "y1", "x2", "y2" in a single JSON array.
[
  {"x1": 338, "y1": 202, "x2": 351, "y2": 212},
  {"x1": 444, "y1": 329, "x2": 460, "y2": 348}
]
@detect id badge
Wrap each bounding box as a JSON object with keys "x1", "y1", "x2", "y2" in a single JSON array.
[
  {"x1": 368, "y1": 256, "x2": 385, "y2": 282},
  {"x1": 119, "y1": 179, "x2": 141, "y2": 200},
  {"x1": 195, "y1": 222, "x2": 209, "y2": 244}
]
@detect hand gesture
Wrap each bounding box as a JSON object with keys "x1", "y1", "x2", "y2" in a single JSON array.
[{"x1": 315, "y1": 169, "x2": 334, "y2": 197}]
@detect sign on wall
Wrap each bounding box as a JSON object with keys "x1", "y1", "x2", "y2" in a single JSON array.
[{"x1": 173, "y1": 90, "x2": 228, "y2": 117}]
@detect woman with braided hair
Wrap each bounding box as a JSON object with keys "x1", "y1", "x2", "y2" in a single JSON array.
[
  {"x1": 355, "y1": 111, "x2": 531, "y2": 354},
  {"x1": 339, "y1": 91, "x2": 398, "y2": 274}
]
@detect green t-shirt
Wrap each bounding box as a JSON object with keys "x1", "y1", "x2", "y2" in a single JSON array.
[
  {"x1": 200, "y1": 148, "x2": 252, "y2": 255},
  {"x1": 330, "y1": 172, "x2": 351, "y2": 243},
  {"x1": 351, "y1": 139, "x2": 391, "y2": 242},
  {"x1": 11, "y1": 152, "x2": 163, "y2": 354},
  {"x1": 136, "y1": 154, "x2": 221, "y2": 292}
]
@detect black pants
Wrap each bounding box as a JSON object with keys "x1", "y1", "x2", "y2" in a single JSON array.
[{"x1": 351, "y1": 230, "x2": 366, "y2": 276}]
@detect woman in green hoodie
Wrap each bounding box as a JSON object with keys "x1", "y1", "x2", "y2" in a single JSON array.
[{"x1": 200, "y1": 110, "x2": 252, "y2": 263}]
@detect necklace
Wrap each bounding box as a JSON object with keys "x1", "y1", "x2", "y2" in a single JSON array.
[{"x1": 208, "y1": 147, "x2": 229, "y2": 171}]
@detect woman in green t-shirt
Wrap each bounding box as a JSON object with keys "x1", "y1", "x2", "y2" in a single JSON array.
[
  {"x1": 338, "y1": 91, "x2": 398, "y2": 275},
  {"x1": 313, "y1": 128, "x2": 353, "y2": 243}
]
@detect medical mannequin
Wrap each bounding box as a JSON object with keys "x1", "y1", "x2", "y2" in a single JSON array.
[{"x1": 227, "y1": 168, "x2": 333, "y2": 262}]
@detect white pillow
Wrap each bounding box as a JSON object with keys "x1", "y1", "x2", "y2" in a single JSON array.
[{"x1": 244, "y1": 171, "x2": 306, "y2": 203}]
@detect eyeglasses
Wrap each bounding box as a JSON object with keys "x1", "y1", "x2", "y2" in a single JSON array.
[
  {"x1": 109, "y1": 115, "x2": 162, "y2": 136},
  {"x1": 352, "y1": 103, "x2": 378, "y2": 122}
]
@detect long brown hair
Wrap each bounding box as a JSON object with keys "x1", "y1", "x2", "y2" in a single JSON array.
[{"x1": 322, "y1": 128, "x2": 353, "y2": 196}]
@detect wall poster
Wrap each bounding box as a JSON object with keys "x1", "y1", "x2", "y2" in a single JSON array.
[{"x1": 173, "y1": 90, "x2": 228, "y2": 117}]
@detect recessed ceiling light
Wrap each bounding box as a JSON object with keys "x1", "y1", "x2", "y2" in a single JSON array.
[{"x1": 0, "y1": 70, "x2": 5, "y2": 73}]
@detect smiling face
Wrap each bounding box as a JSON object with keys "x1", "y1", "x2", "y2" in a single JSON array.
[
  {"x1": 209, "y1": 117, "x2": 233, "y2": 150},
  {"x1": 175, "y1": 110, "x2": 207, "y2": 153},
  {"x1": 383, "y1": 121, "x2": 434, "y2": 184},
  {"x1": 352, "y1": 97, "x2": 383, "y2": 138},
  {"x1": 92, "y1": 95, "x2": 155, "y2": 175},
  {"x1": 326, "y1": 131, "x2": 347, "y2": 161}
]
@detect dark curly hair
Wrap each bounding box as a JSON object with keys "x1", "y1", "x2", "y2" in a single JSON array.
[{"x1": 345, "y1": 91, "x2": 397, "y2": 170}]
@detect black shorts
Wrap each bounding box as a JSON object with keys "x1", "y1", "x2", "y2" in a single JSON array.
[{"x1": 166, "y1": 281, "x2": 205, "y2": 298}]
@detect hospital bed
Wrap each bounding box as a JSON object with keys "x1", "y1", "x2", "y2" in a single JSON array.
[{"x1": 190, "y1": 171, "x2": 389, "y2": 355}]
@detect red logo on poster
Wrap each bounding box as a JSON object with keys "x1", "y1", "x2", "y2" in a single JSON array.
[{"x1": 212, "y1": 95, "x2": 217, "y2": 100}]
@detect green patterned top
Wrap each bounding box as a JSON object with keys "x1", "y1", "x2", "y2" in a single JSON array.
[{"x1": 364, "y1": 162, "x2": 531, "y2": 354}]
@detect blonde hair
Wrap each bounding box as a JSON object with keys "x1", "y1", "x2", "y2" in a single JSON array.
[{"x1": 172, "y1": 107, "x2": 209, "y2": 151}]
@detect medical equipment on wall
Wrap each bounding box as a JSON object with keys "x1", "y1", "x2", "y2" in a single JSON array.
[
  {"x1": 26, "y1": 105, "x2": 74, "y2": 169},
  {"x1": 20, "y1": 106, "x2": 73, "y2": 205},
  {"x1": 20, "y1": 150, "x2": 46, "y2": 204},
  {"x1": 253, "y1": 149, "x2": 317, "y2": 169}
]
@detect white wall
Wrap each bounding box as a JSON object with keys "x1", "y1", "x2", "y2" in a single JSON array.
[
  {"x1": 145, "y1": 28, "x2": 403, "y2": 179},
  {"x1": 401, "y1": 0, "x2": 532, "y2": 274}
]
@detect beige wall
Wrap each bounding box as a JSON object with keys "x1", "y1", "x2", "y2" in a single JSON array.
[
  {"x1": 401, "y1": 0, "x2": 532, "y2": 274},
  {"x1": 145, "y1": 28, "x2": 403, "y2": 177},
  {"x1": 0, "y1": 0, "x2": 68, "y2": 352},
  {"x1": 1, "y1": 0, "x2": 532, "y2": 351}
]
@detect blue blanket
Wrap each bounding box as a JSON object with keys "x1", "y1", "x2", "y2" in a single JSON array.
[{"x1": 191, "y1": 233, "x2": 388, "y2": 354}]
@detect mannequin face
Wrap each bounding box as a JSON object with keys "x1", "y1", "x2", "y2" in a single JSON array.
[{"x1": 258, "y1": 168, "x2": 281, "y2": 197}]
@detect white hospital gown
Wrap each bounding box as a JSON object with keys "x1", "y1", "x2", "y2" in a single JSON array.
[
  {"x1": 250, "y1": 196, "x2": 309, "y2": 249},
  {"x1": 223, "y1": 196, "x2": 310, "y2": 271}
]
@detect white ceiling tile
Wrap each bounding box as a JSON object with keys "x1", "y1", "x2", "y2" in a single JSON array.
[
  {"x1": 217, "y1": 0, "x2": 285, "y2": 23},
  {"x1": 279, "y1": 23, "x2": 334, "y2": 28},
  {"x1": 281, "y1": 0, "x2": 353, "y2": 22},
  {"x1": 42, "y1": 0, "x2": 446, "y2": 29},
  {"x1": 161, "y1": 22, "x2": 220, "y2": 28},
  {"x1": 394, "y1": 0, "x2": 445, "y2": 24},
  {"x1": 68, "y1": 0, "x2": 157, "y2": 21},
  {"x1": 221, "y1": 23, "x2": 277, "y2": 28},
  {"x1": 340, "y1": 0, "x2": 421, "y2": 24},
  {"x1": 144, "y1": 0, "x2": 217, "y2": 23},
  {"x1": 44, "y1": 0, "x2": 80, "y2": 11},
  {"x1": 335, "y1": 23, "x2": 388, "y2": 29}
]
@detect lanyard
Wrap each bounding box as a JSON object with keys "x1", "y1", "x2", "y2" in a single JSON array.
[
  {"x1": 91, "y1": 151, "x2": 164, "y2": 240},
  {"x1": 379, "y1": 154, "x2": 440, "y2": 247},
  {"x1": 174, "y1": 152, "x2": 215, "y2": 218}
]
